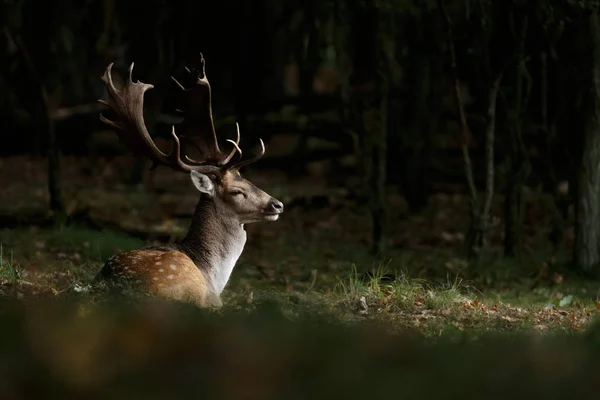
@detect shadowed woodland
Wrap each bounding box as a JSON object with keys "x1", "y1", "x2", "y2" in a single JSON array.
[{"x1": 4, "y1": 0, "x2": 600, "y2": 397}]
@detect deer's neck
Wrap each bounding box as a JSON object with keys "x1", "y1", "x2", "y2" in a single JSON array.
[{"x1": 179, "y1": 195, "x2": 246, "y2": 295}]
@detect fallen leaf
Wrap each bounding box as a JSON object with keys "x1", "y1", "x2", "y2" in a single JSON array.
[
  {"x1": 559, "y1": 295, "x2": 573, "y2": 307},
  {"x1": 358, "y1": 296, "x2": 369, "y2": 314},
  {"x1": 552, "y1": 273, "x2": 564, "y2": 284}
]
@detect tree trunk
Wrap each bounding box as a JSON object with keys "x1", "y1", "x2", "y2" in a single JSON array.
[
  {"x1": 467, "y1": 77, "x2": 501, "y2": 261},
  {"x1": 359, "y1": 93, "x2": 388, "y2": 254},
  {"x1": 541, "y1": 51, "x2": 568, "y2": 252},
  {"x1": 503, "y1": 170, "x2": 525, "y2": 256},
  {"x1": 400, "y1": 11, "x2": 438, "y2": 213},
  {"x1": 402, "y1": 52, "x2": 430, "y2": 213},
  {"x1": 14, "y1": 34, "x2": 65, "y2": 219},
  {"x1": 347, "y1": 1, "x2": 388, "y2": 254},
  {"x1": 298, "y1": 0, "x2": 320, "y2": 112},
  {"x1": 438, "y1": 0, "x2": 498, "y2": 262},
  {"x1": 574, "y1": 11, "x2": 600, "y2": 275},
  {"x1": 503, "y1": 13, "x2": 531, "y2": 258},
  {"x1": 44, "y1": 88, "x2": 64, "y2": 218}
]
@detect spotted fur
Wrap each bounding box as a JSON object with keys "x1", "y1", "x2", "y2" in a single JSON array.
[{"x1": 94, "y1": 169, "x2": 283, "y2": 308}]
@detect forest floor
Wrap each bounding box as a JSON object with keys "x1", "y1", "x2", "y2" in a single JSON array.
[
  {"x1": 0, "y1": 154, "x2": 597, "y2": 338},
  {"x1": 2, "y1": 155, "x2": 600, "y2": 396}
]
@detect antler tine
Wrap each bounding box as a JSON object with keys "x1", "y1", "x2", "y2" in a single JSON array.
[
  {"x1": 128, "y1": 62, "x2": 135, "y2": 82},
  {"x1": 99, "y1": 62, "x2": 218, "y2": 174},
  {"x1": 231, "y1": 138, "x2": 266, "y2": 171},
  {"x1": 199, "y1": 52, "x2": 206, "y2": 77},
  {"x1": 221, "y1": 122, "x2": 242, "y2": 165},
  {"x1": 171, "y1": 76, "x2": 186, "y2": 91},
  {"x1": 172, "y1": 53, "x2": 227, "y2": 164},
  {"x1": 168, "y1": 126, "x2": 221, "y2": 173}
]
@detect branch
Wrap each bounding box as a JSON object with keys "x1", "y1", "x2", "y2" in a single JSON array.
[
  {"x1": 516, "y1": 15, "x2": 531, "y2": 117},
  {"x1": 541, "y1": 52, "x2": 548, "y2": 135},
  {"x1": 50, "y1": 103, "x2": 105, "y2": 121},
  {"x1": 515, "y1": 14, "x2": 531, "y2": 161},
  {"x1": 438, "y1": 0, "x2": 478, "y2": 203}
]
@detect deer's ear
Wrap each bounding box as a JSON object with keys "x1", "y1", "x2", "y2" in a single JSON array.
[{"x1": 190, "y1": 171, "x2": 215, "y2": 196}]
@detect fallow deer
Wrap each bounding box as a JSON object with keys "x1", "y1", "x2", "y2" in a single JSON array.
[{"x1": 93, "y1": 55, "x2": 283, "y2": 308}]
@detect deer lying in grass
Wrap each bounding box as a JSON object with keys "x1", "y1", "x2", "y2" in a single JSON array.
[{"x1": 93, "y1": 55, "x2": 283, "y2": 308}]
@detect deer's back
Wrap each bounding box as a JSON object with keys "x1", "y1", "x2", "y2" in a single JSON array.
[{"x1": 95, "y1": 248, "x2": 221, "y2": 307}]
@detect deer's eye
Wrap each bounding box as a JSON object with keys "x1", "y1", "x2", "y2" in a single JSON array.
[{"x1": 229, "y1": 190, "x2": 245, "y2": 197}]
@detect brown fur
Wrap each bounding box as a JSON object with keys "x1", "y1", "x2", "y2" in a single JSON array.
[
  {"x1": 95, "y1": 169, "x2": 282, "y2": 308},
  {"x1": 99, "y1": 249, "x2": 221, "y2": 308}
]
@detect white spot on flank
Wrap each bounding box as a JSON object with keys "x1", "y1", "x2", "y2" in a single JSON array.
[
  {"x1": 167, "y1": 275, "x2": 174, "y2": 280},
  {"x1": 152, "y1": 277, "x2": 159, "y2": 281},
  {"x1": 159, "y1": 269, "x2": 164, "y2": 272},
  {"x1": 169, "y1": 265, "x2": 177, "y2": 271},
  {"x1": 155, "y1": 261, "x2": 162, "y2": 266}
]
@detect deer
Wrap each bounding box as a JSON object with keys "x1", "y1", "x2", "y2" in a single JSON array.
[{"x1": 93, "y1": 55, "x2": 284, "y2": 308}]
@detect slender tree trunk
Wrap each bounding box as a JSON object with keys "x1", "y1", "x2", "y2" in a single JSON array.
[
  {"x1": 360, "y1": 93, "x2": 388, "y2": 254},
  {"x1": 298, "y1": 0, "x2": 320, "y2": 112},
  {"x1": 467, "y1": 77, "x2": 501, "y2": 260},
  {"x1": 575, "y1": 11, "x2": 600, "y2": 275},
  {"x1": 347, "y1": 1, "x2": 388, "y2": 254},
  {"x1": 439, "y1": 0, "x2": 499, "y2": 262},
  {"x1": 504, "y1": 14, "x2": 531, "y2": 257},
  {"x1": 14, "y1": 35, "x2": 65, "y2": 219},
  {"x1": 401, "y1": 10, "x2": 438, "y2": 213},
  {"x1": 542, "y1": 51, "x2": 567, "y2": 252},
  {"x1": 402, "y1": 48, "x2": 430, "y2": 213},
  {"x1": 44, "y1": 88, "x2": 63, "y2": 216},
  {"x1": 265, "y1": 0, "x2": 286, "y2": 106},
  {"x1": 504, "y1": 169, "x2": 525, "y2": 256}
]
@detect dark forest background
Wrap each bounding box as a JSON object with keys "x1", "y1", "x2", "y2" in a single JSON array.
[
  {"x1": 4, "y1": 0, "x2": 600, "y2": 271},
  {"x1": 4, "y1": 0, "x2": 600, "y2": 396}
]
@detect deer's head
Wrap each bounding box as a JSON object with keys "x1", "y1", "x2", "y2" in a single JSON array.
[
  {"x1": 98, "y1": 55, "x2": 283, "y2": 225},
  {"x1": 189, "y1": 167, "x2": 283, "y2": 224}
]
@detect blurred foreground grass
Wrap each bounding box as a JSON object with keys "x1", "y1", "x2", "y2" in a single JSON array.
[{"x1": 0, "y1": 297, "x2": 599, "y2": 399}]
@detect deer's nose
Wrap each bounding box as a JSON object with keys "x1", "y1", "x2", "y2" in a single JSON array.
[{"x1": 267, "y1": 198, "x2": 284, "y2": 213}]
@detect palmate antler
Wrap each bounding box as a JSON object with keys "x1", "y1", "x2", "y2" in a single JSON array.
[{"x1": 98, "y1": 54, "x2": 264, "y2": 174}]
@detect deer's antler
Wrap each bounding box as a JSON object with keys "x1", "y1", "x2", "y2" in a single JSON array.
[
  {"x1": 98, "y1": 54, "x2": 264, "y2": 173},
  {"x1": 170, "y1": 54, "x2": 240, "y2": 167}
]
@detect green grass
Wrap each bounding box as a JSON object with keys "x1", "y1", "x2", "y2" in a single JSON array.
[
  {"x1": 0, "y1": 243, "x2": 20, "y2": 281},
  {"x1": 0, "y1": 225, "x2": 144, "y2": 263},
  {"x1": 0, "y1": 226, "x2": 145, "y2": 295},
  {"x1": 336, "y1": 263, "x2": 470, "y2": 311},
  {"x1": 0, "y1": 223, "x2": 598, "y2": 340}
]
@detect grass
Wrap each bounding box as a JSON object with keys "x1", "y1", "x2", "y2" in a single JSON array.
[
  {"x1": 0, "y1": 243, "x2": 20, "y2": 281},
  {"x1": 336, "y1": 263, "x2": 470, "y2": 311},
  {"x1": 0, "y1": 221, "x2": 597, "y2": 342},
  {"x1": 0, "y1": 225, "x2": 144, "y2": 263}
]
